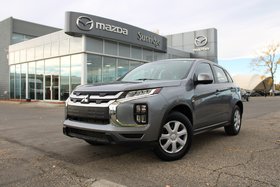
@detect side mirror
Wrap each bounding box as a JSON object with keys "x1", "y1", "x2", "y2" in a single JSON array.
[{"x1": 195, "y1": 73, "x2": 213, "y2": 85}]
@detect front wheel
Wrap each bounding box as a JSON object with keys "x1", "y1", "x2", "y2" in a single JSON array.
[
  {"x1": 154, "y1": 112, "x2": 193, "y2": 161},
  {"x1": 224, "y1": 105, "x2": 242, "y2": 135}
]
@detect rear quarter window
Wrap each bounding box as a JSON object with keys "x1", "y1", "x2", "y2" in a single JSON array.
[{"x1": 213, "y1": 66, "x2": 229, "y2": 83}]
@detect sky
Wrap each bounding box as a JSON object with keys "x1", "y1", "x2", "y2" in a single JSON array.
[{"x1": 1, "y1": 0, "x2": 279, "y2": 82}]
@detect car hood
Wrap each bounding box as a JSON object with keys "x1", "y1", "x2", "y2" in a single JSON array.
[{"x1": 74, "y1": 80, "x2": 182, "y2": 92}]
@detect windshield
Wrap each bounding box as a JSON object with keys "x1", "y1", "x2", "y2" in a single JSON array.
[{"x1": 120, "y1": 60, "x2": 194, "y2": 81}]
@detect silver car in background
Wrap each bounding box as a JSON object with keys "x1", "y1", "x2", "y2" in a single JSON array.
[{"x1": 63, "y1": 59, "x2": 243, "y2": 161}]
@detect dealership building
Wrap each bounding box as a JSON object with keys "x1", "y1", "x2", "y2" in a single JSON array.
[{"x1": 0, "y1": 12, "x2": 217, "y2": 101}]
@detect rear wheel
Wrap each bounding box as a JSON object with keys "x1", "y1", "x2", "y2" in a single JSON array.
[
  {"x1": 224, "y1": 105, "x2": 242, "y2": 135},
  {"x1": 154, "y1": 112, "x2": 193, "y2": 161}
]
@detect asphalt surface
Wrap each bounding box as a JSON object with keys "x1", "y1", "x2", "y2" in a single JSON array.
[{"x1": 0, "y1": 97, "x2": 279, "y2": 187}]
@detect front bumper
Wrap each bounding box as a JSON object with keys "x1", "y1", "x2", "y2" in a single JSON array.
[
  {"x1": 63, "y1": 119, "x2": 151, "y2": 143},
  {"x1": 63, "y1": 93, "x2": 167, "y2": 143}
]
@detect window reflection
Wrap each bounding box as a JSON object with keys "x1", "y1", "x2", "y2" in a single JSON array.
[
  {"x1": 117, "y1": 59, "x2": 129, "y2": 78},
  {"x1": 10, "y1": 66, "x2": 15, "y2": 99},
  {"x1": 28, "y1": 62, "x2": 35, "y2": 99},
  {"x1": 11, "y1": 33, "x2": 35, "y2": 44},
  {"x1": 129, "y1": 61, "x2": 142, "y2": 70},
  {"x1": 36, "y1": 61, "x2": 44, "y2": 100},
  {"x1": 71, "y1": 54, "x2": 82, "y2": 91},
  {"x1": 21, "y1": 64, "x2": 27, "y2": 99},
  {"x1": 103, "y1": 57, "x2": 116, "y2": 82},
  {"x1": 15, "y1": 65, "x2": 21, "y2": 99},
  {"x1": 87, "y1": 54, "x2": 102, "y2": 83},
  {"x1": 131, "y1": 46, "x2": 142, "y2": 60},
  {"x1": 104, "y1": 40, "x2": 117, "y2": 55},
  {"x1": 60, "y1": 56, "x2": 70, "y2": 100},
  {"x1": 45, "y1": 58, "x2": 59, "y2": 100},
  {"x1": 86, "y1": 37, "x2": 103, "y2": 53},
  {"x1": 119, "y1": 43, "x2": 130, "y2": 58}
]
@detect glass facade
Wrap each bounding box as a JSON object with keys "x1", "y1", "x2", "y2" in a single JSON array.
[
  {"x1": 9, "y1": 31, "x2": 188, "y2": 101},
  {"x1": 11, "y1": 33, "x2": 35, "y2": 44},
  {"x1": 60, "y1": 56, "x2": 70, "y2": 100},
  {"x1": 10, "y1": 55, "x2": 81, "y2": 101}
]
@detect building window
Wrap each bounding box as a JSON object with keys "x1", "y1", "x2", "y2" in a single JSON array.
[
  {"x1": 21, "y1": 63, "x2": 27, "y2": 99},
  {"x1": 131, "y1": 46, "x2": 142, "y2": 60},
  {"x1": 60, "y1": 56, "x2": 70, "y2": 100},
  {"x1": 143, "y1": 49, "x2": 153, "y2": 62},
  {"x1": 103, "y1": 57, "x2": 116, "y2": 82},
  {"x1": 45, "y1": 58, "x2": 59, "y2": 100},
  {"x1": 117, "y1": 59, "x2": 129, "y2": 78},
  {"x1": 11, "y1": 33, "x2": 35, "y2": 44},
  {"x1": 15, "y1": 65, "x2": 21, "y2": 99},
  {"x1": 119, "y1": 43, "x2": 130, "y2": 58},
  {"x1": 71, "y1": 54, "x2": 82, "y2": 91},
  {"x1": 104, "y1": 40, "x2": 117, "y2": 55},
  {"x1": 86, "y1": 37, "x2": 103, "y2": 53},
  {"x1": 28, "y1": 62, "x2": 36, "y2": 99},
  {"x1": 129, "y1": 60, "x2": 142, "y2": 70},
  {"x1": 87, "y1": 54, "x2": 102, "y2": 84},
  {"x1": 36, "y1": 61, "x2": 44, "y2": 100},
  {"x1": 10, "y1": 66, "x2": 15, "y2": 99}
]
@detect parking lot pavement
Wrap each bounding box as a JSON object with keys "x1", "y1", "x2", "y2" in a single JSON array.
[{"x1": 0, "y1": 97, "x2": 279, "y2": 187}]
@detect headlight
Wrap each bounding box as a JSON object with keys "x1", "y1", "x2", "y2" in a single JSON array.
[{"x1": 125, "y1": 88, "x2": 161, "y2": 98}]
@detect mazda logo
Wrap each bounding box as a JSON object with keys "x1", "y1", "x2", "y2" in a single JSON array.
[
  {"x1": 76, "y1": 16, "x2": 94, "y2": 31},
  {"x1": 194, "y1": 35, "x2": 208, "y2": 47}
]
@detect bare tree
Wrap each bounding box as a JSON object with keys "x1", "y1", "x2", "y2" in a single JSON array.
[{"x1": 252, "y1": 43, "x2": 280, "y2": 96}]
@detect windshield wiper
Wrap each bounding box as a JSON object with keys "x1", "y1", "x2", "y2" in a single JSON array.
[{"x1": 136, "y1": 78, "x2": 158, "y2": 81}]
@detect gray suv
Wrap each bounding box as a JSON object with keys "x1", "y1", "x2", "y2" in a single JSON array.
[{"x1": 63, "y1": 59, "x2": 243, "y2": 161}]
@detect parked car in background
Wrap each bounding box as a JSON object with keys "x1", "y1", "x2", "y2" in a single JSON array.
[
  {"x1": 241, "y1": 89, "x2": 250, "y2": 101},
  {"x1": 63, "y1": 59, "x2": 243, "y2": 161}
]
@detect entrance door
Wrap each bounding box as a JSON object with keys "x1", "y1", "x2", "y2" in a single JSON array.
[{"x1": 45, "y1": 75, "x2": 59, "y2": 100}]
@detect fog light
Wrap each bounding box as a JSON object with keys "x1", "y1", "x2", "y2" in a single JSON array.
[{"x1": 134, "y1": 104, "x2": 148, "y2": 124}]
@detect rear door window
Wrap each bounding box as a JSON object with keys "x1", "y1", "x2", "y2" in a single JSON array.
[{"x1": 213, "y1": 66, "x2": 229, "y2": 83}]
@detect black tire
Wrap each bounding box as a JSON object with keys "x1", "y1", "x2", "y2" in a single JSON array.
[
  {"x1": 84, "y1": 140, "x2": 106, "y2": 146},
  {"x1": 154, "y1": 112, "x2": 193, "y2": 161},
  {"x1": 224, "y1": 105, "x2": 242, "y2": 135}
]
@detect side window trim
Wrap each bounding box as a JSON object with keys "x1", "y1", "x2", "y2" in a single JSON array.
[
  {"x1": 213, "y1": 65, "x2": 229, "y2": 83},
  {"x1": 224, "y1": 69, "x2": 233, "y2": 83}
]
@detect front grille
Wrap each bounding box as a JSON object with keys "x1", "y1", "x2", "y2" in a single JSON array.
[
  {"x1": 67, "y1": 105, "x2": 109, "y2": 122},
  {"x1": 68, "y1": 128, "x2": 107, "y2": 139},
  {"x1": 70, "y1": 91, "x2": 124, "y2": 105},
  {"x1": 67, "y1": 91, "x2": 123, "y2": 124},
  {"x1": 66, "y1": 127, "x2": 112, "y2": 143},
  {"x1": 68, "y1": 116, "x2": 110, "y2": 125}
]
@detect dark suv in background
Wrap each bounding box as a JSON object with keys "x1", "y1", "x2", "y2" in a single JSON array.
[{"x1": 63, "y1": 59, "x2": 243, "y2": 161}]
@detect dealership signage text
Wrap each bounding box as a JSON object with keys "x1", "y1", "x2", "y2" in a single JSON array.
[{"x1": 137, "y1": 32, "x2": 160, "y2": 47}]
